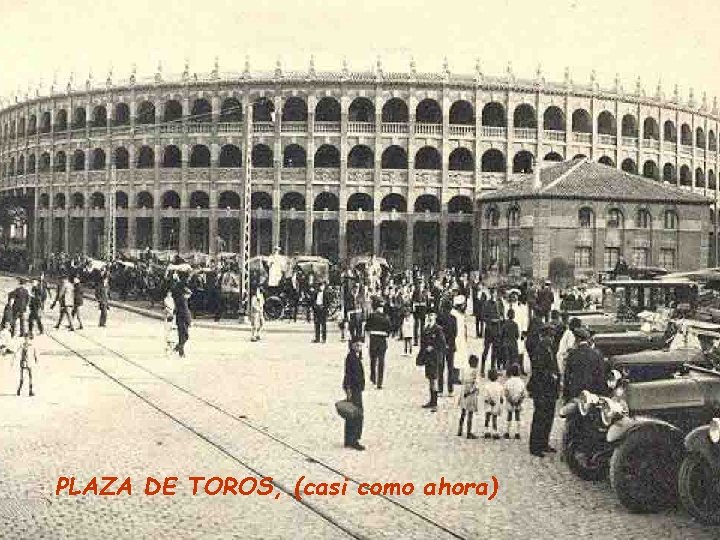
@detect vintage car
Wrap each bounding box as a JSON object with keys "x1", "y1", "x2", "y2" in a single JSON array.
[
  {"x1": 678, "y1": 416, "x2": 720, "y2": 524},
  {"x1": 564, "y1": 363, "x2": 720, "y2": 513}
]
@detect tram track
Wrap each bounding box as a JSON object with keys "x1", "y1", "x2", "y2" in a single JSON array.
[{"x1": 41, "y1": 323, "x2": 468, "y2": 540}]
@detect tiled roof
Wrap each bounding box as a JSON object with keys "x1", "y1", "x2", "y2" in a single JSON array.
[{"x1": 482, "y1": 158, "x2": 711, "y2": 204}]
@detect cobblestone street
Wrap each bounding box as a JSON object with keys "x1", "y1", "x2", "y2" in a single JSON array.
[{"x1": 0, "y1": 276, "x2": 716, "y2": 539}]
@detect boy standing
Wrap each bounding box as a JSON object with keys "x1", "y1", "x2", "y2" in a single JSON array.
[{"x1": 16, "y1": 334, "x2": 38, "y2": 397}]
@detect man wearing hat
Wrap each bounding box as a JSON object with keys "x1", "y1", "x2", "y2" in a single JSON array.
[
  {"x1": 527, "y1": 323, "x2": 560, "y2": 457},
  {"x1": 173, "y1": 283, "x2": 192, "y2": 357},
  {"x1": 536, "y1": 281, "x2": 554, "y2": 323},
  {"x1": 11, "y1": 278, "x2": 30, "y2": 337},
  {"x1": 562, "y1": 328, "x2": 607, "y2": 403},
  {"x1": 342, "y1": 336, "x2": 366, "y2": 450},
  {"x1": 365, "y1": 300, "x2": 392, "y2": 389}
]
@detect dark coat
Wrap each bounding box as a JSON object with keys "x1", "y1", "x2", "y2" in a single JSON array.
[
  {"x1": 365, "y1": 312, "x2": 391, "y2": 336},
  {"x1": 537, "y1": 287, "x2": 554, "y2": 312},
  {"x1": 343, "y1": 349, "x2": 365, "y2": 393},
  {"x1": 95, "y1": 283, "x2": 110, "y2": 306},
  {"x1": 528, "y1": 337, "x2": 560, "y2": 401},
  {"x1": 436, "y1": 311, "x2": 457, "y2": 353},
  {"x1": 563, "y1": 343, "x2": 607, "y2": 402},
  {"x1": 12, "y1": 287, "x2": 29, "y2": 315},
  {"x1": 174, "y1": 293, "x2": 192, "y2": 325},
  {"x1": 73, "y1": 284, "x2": 84, "y2": 307},
  {"x1": 312, "y1": 288, "x2": 331, "y2": 312},
  {"x1": 421, "y1": 322, "x2": 447, "y2": 380}
]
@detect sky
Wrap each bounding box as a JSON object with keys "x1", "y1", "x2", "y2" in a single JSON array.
[{"x1": 0, "y1": 0, "x2": 718, "y2": 104}]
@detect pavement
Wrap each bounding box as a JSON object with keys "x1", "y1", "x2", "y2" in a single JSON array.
[{"x1": 0, "y1": 275, "x2": 717, "y2": 539}]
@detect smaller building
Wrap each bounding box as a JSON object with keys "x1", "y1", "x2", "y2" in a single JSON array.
[{"x1": 478, "y1": 158, "x2": 712, "y2": 280}]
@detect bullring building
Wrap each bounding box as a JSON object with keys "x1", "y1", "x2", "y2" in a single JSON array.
[{"x1": 0, "y1": 62, "x2": 717, "y2": 270}]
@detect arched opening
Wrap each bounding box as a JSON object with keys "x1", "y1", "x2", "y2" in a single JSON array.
[
  {"x1": 449, "y1": 100, "x2": 474, "y2": 124},
  {"x1": 252, "y1": 144, "x2": 273, "y2": 168},
  {"x1": 92, "y1": 106, "x2": 107, "y2": 127},
  {"x1": 54, "y1": 193, "x2": 66, "y2": 209},
  {"x1": 252, "y1": 97, "x2": 274, "y2": 122},
  {"x1": 190, "y1": 191, "x2": 210, "y2": 208},
  {"x1": 189, "y1": 145, "x2": 211, "y2": 167},
  {"x1": 709, "y1": 170, "x2": 717, "y2": 190},
  {"x1": 447, "y1": 195, "x2": 473, "y2": 213},
  {"x1": 680, "y1": 165, "x2": 691, "y2": 186},
  {"x1": 315, "y1": 97, "x2": 340, "y2": 121},
  {"x1": 621, "y1": 158, "x2": 637, "y2": 174},
  {"x1": 414, "y1": 146, "x2": 441, "y2": 170},
  {"x1": 572, "y1": 109, "x2": 592, "y2": 133},
  {"x1": 72, "y1": 150, "x2": 85, "y2": 171},
  {"x1": 220, "y1": 98, "x2": 242, "y2": 122},
  {"x1": 544, "y1": 152, "x2": 563, "y2": 162},
  {"x1": 481, "y1": 149, "x2": 505, "y2": 172},
  {"x1": 710, "y1": 130, "x2": 718, "y2": 151},
  {"x1": 643, "y1": 117, "x2": 659, "y2": 140},
  {"x1": 349, "y1": 97, "x2": 375, "y2": 122},
  {"x1": 114, "y1": 103, "x2": 130, "y2": 126},
  {"x1": 218, "y1": 191, "x2": 241, "y2": 209},
  {"x1": 39, "y1": 153, "x2": 50, "y2": 172},
  {"x1": 695, "y1": 168, "x2": 706, "y2": 188},
  {"x1": 313, "y1": 192, "x2": 339, "y2": 211},
  {"x1": 27, "y1": 154, "x2": 36, "y2": 174},
  {"x1": 681, "y1": 124, "x2": 692, "y2": 146},
  {"x1": 40, "y1": 112, "x2": 51, "y2": 133},
  {"x1": 218, "y1": 145, "x2": 241, "y2": 167},
  {"x1": 71, "y1": 192, "x2": 85, "y2": 209},
  {"x1": 578, "y1": 207, "x2": 594, "y2": 228},
  {"x1": 449, "y1": 148, "x2": 474, "y2": 171},
  {"x1": 91, "y1": 148, "x2": 106, "y2": 170},
  {"x1": 348, "y1": 145, "x2": 374, "y2": 168},
  {"x1": 28, "y1": 114, "x2": 37, "y2": 135},
  {"x1": 512, "y1": 151, "x2": 534, "y2": 173},
  {"x1": 136, "y1": 191, "x2": 154, "y2": 209},
  {"x1": 161, "y1": 191, "x2": 181, "y2": 209},
  {"x1": 164, "y1": 100, "x2": 183, "y2": 122},
  {"x1": 17, "y1": 155, "x2": 24, "y2": 175},
  {"x1": 482, "y1": 102, "x2": 506, "y2": 127},
  {"x1": 380, "y1": 194, "x2": 407, "y2": 212},
  {"x1": 664, "y1": 120, "x2": 677, "y2": 142},
  {"x1": 54, "y1": 151, "x2": 66, "y2": 172},
  {"x1": 72, "y1": 108, "x2": 86, "y2": 129},
  {"x1": 55, "y1": 110, "x2": 68, "y2": 131},
  {"x1": 136, "y1": 101, "x2": 156, "y2": 124},
  {"x1": 513, "y1": 104, "x2": 537, "y2": 128},
  {"x1": 283, "y1": 144, "x2": 307, "y2": 168},
  {"x1": 314, "y1": 145, "x2": 340, "y2": 168},
  {"x1": 382, "y1": 98, "x2": 409, "y2": 123},
  {"x1": 115, "y1": 191, "x2": 128, "y2": 209},
  {"x1": 621, "y1": 114, "x2": 637, "y2": 137},
  {"x1": 598, "y1": 156, "x2": 614, "y2": 167},
  {"x1": 282, "y1": 97, "x2": 307, "y2": 122},
  {"x1": 663, "y1": 163, "x2": 676, "y2": 183},
  {"x1": 347, "y1": 193, "x2": 373, "y2": 211},
  {"x1": 191, "y1": 99, "x2": 212, "y2": 122},
  {"x1": 90, "y1": 192, "x2": 105, "y2": 209},
  {"x1": 39, "y1": 193, "x2": 50, "y2": 209},
  {"x1": 416, "y1": 99, "x2": 442, "y2": 123},
  {"x1": 643, "y1": 160, "x2": 659, "y2": 180},
  {"x1": 696, "y1": 127, "x2": 706, "y2": 148},
  {"x1": 136, "y1": 146, "x2": 154, "y2": 169},
  {"x1": 543, "y1": 106, "x2": 565, "y2": 131},
  {"x1": 114, "y1": 147, "x2": 129, "y2": 169},
  {"x1": 597, "y1": 111, "x2": 616, "y2": 135},
  {"x1": 280, "y1": 192, "x2": 305, "y2": 210},
  {"x1": 163, "y1": 145, "x2": 182, "y2": 168},
  {"x1": 381, "y1": 145, "x2": 408, "y2": 169},
  {"x1": 607, "y1": 208, "x2": 623, "y2": 228},
  {"x1": 414, "y1": 194, "x2": 440, "y2": 213}
]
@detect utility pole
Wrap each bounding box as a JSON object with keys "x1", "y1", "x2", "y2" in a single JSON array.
[{"x1": 105, "y1": 162, "x2": 116, "y2": 261}]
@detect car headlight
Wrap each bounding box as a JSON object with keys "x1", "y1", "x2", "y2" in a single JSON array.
[
  {"x1": 599, "y1": 397, "x2": 628, "y2": 427},
  {"x1": 607, "y1": 369, "x2": 623, "y2": 390},
  {"x1": 578, "y1": 390, "x2": 600, "y2": 416},
  {"x1": 709, "y1": 418, "x2": 720, "y2": 444}
]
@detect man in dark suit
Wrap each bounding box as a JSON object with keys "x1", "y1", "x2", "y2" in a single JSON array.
[
  {"x1": 365, "y1": 302, "x2": 391, "y2": 389},
  {"x1": 342, "y1": 337, "x2": 366, "y2": 450},
  {"x1": 11, "y1": 279, "x2": 30, "y2": 337},
  {"x1": 528, "y1": 324, "x2": 561, "y2": 457},
  {"x1": 436, "y1": 300, "x2": 457, "y2": 395},
  {"x1": 481, "y1": 289, "x2": 503, "y2": 376},
  {"x1": 312, "y1": 282, "x2": 330, "y2": 343},
  {"x1": 95, "y1": 275, "x2": 110, "y2": 327},
  {"x1": 173, "y1": 285, "x2": 192, "y2": 357},
  {"x1": 562, "y1": 328, "x2": 607, "y2": 403},
  {"x1": 28, "y1": 278, "x2": 44, "y2": 335}
]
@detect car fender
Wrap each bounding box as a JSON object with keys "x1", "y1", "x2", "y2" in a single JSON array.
[
  {"x1": 607, "y1": 415, "x2": 683, "y2": 445},
  {"x1": 559, "y1": 400, "x2": 578, "y2": 418},
  {"x1": 684, "y1": 427, "x2": 720, "y2": 474}
]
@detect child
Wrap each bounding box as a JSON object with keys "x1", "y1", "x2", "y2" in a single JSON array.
[
  {"x1": 504, "y1": 363, "x2": 526, "y2": 440},
  {"x1": 15, "y1": 333, "x2": 38, "y2": 396},
  {"x1": 401, "y1": 309, "x2": 414, "y2": 356},
  {"x1": 457, "y1": 355, "x2": 480, "y2": 439},
  {"x1": 483, "y1": 369, "x2": 504, "y2": 439}
]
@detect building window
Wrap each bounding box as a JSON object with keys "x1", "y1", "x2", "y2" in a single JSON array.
[
  {"x1": 607, "y1": 209, "x2": 622, "y2": 228},
  {"x1": 486, "y1": 240, "x2": 499, "y2": 264},
  {"x1": 632, "y1": 247, "x2": 649, "y2": 267},
  {"x1": 636, "y1": 209, "x2": 651, "y2": 229},
  {"x1": 486, "y1": 207, "x2": 499, "y2": 227},
  {"x1": 509, "y1": 243, "x2": 520, "y2": 266},
  {"x1": 574, "y1": 247, "x2": 593, "y2": 268},
  {"x1": 579, "y1": 207, "x2": 593, "y2": 228},
  {"x1": 604, "y1": 247, "x2": 620, "y2": 269},
  {"x1": 663, "y1": 210, "x2": 677, "y2": 230},
  {"x1": 660, "y1": 248, "x2": 676, "y2": 269},
  {"x1": 508, "y1": 207, "x2": 520, "y2": 227}
]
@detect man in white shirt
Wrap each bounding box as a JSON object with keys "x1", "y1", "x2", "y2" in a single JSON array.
[{"x1": 557, "y1": 317, "x2": 582, "y2": 376}]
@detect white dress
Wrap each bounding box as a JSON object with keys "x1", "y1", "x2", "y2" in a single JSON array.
[{"x1": 457, "y1": 367, "x2": 479, "y2": 412}]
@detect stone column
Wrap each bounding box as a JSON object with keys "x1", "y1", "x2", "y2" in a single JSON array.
[
  {"x1": 405, "y1": 215, "x2": 414, "y2": 268},
  {"x1": 179, "y1": 143, "x2": 189, "y2": 253},
  {"x1": 339, "y1": 94, "x2": 349, "y2": 261}
]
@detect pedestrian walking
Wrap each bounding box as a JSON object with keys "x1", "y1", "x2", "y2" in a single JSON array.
[
  {"x1": 342, "y1": 337, "x2": 366, "y2": 451},
  {"x1": 250, "y1": 287, "x2": 265, "y2": 342},
  {"x1": 11, "y1": 278, "x2": 30, "y2": 337},
  {"x1": 457, "y1": 354, "x2": 480, "y2": 439},
  {"x1": 436, "y1": 300, "x2": 457, "y2": 396},
  {"x1": 499, "y1": 309, "x2": 520, "y2": 373},
  {"x1": 95, "y1": 276, "x2": 110, "y2": 327},
  {"x1": 474, "y1": 290, "x2": 487, "y2": 339},
  {"x1": 173, "y1": 285, "x2": 192, "y2": 357},
  {"x1": 483, "y1": 369, "x2": 503, "y2": 439},
  {"x1": 365, "y1": 301, "x2": 391, "y2": 389},
  {"x1": 503, "y1": 364, "x2": 526, "y2": 440},
  {"x1": 527, "y1": 324, "x2": 560, "y2": 457},
  {"x1": 481, "y1": 289, "x2": 503, "y2": 376},
  {"x1": 71, "y1": 277, "x2": 84, "y2": 330},
  {"x1": 51, "y1": 276, "x2": 75, "y2": 331},
  {"x1": 312, "y1": 282, "x2": 329, "y2": 343},
  {"x1": 28, "y1": 278, "x2": 44, "y2": 335},
  {"x1": 163, "y1": 289, "x2": 177, "y2": 356},
  {"x1": 420, "y1": 311, "x2": 447, "y2": 412},
  {"x1": 412, "y1": 282, "x2": 429, "y2": 346},
  {"x1": 401, "y1": 309, "x2": 414, "y2": 356},
  {"x1": 15, "y1": 334, "x2": 38, "y2": 397}
]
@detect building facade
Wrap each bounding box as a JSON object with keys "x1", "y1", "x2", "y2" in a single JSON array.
[
  {"x1": 478, "y1": 159, "x2": 711, "y2": 279},
  {"x1": 0, "y1": 64, "x2": 717, "y2": 268}
]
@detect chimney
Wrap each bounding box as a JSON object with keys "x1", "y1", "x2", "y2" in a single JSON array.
[{"x1": 532, "y1": 156, "x2": 542, "y2": 191}]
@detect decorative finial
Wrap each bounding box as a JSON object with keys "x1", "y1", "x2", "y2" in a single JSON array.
[
  {"x1": 129, "y1": 64, "x2": 137, "y2": 85},
  {"x1": 182, "y1": 59, "x2": 190, "y2": 82},
  {"x1": 67, "y1": 72, "x2": 74, "y2": 93},
  {"x1": 308, "y1": 55, "x2": 316, "y2": 77},
  {"x1": 564, "y1": 66, "x2": 571, "y2": 87},
  {"x1": 635, "y1": 76, "x2": 643, "y2": 96},
  {"x1": 50, "y1": 71, "x2": 57, "y2": 95},
  {"x1": 274, "y1": 57, "x2": 282, "y2": 78},
  {"x1": 590, "y1": 69, "x2": 597, "y2": 90},
  {"x1": 86, "y1": 69, "x2": 93, "y2": 91},
  {"x1": 474, "y1": 57, "x2": 483, "y2": 82},
  {"x1": 673, "y1": 83, "x2": 680, "y2": 103},
  {"x1": 409, "y1": 56, "x2": 416, "y2": 75},
  {"x1": 688, "y1": 87, "x2": 695, "y2": 107},
  {"x1": 535, "y1": 63, "x2": 543, "y2": 81},
  {"x1": 702, "y1": 91, "x2": 708, "y2": 111},
  {"x1": 713, "y1": 96, "x2": 718, "y2": 115},
  {"x1": 106, "y1": 66, "x2": 113, "y2": 88},
  {"x1": 506, "y1": 61, "x2": 514, "y2": 83},
  {"x1": 243, "y1": 55, "x2": 250, "y2": 77},
  {"x1": 375, "y1": 55, "x2": 383, "y2": 76},
  {"x1": 614, "y1": 73, "x2": 621, "y2": 93},
  {"x1": 341, "y1": 56, "x2": 348, "y2": 76},
  {"x1": 443, "y1": 56, "x2": 450, "y2": 75},
  {"x1": 655, "y1": 78, "x2": 663, "y2": 100},
  {"x1": 214, "y1": 56, "x2": 220, "y2": 78},
  {"x1": 155, "y1": 61, "x2": 163, "y2": 83}
]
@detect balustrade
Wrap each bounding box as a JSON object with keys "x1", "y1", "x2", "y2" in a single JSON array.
[
  {"x1": 348, "y1": 121, "x2": 375, "y2": 134},
  {"x1": 543, "y1": 130, "x2": 566, "y2": 142},
  {"x1": 572, "y1": 132, "x2": 592, "y2": 144},
  {"x1": 281, "y1": 121, "x2": 307, "y2": 133},
  {"x1": 514, "y1": 127, "x2": 537, "y2": 140},
  {"x1": 381, "y1": 122, "x2": 409, "y2": 134},
  {"x1": 415, "y1": 123, "x2": 441, "y2": 136},
  {"x1": 314, "y1": 121, "x2": 340, "y2": 133},
  {"x1": 449, "y1": 124, "x2": 475, "y2": 137},
  {"x1": 482, "y1": 126, "x2": 507, "y2": 138}
]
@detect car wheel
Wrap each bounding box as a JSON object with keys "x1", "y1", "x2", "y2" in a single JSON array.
[
  {"x1": 562, "y1": 420, "x2": 608, "y2": 482},
  {"x1": 263, "y1": 296, "x2": 283, "y2": 321},
  {"x1": 678, "y1": 452, "x2": 720, "y2": 525},
  {"x1": 609, "y1": 429, "x2": 681, "y2": 513}
]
